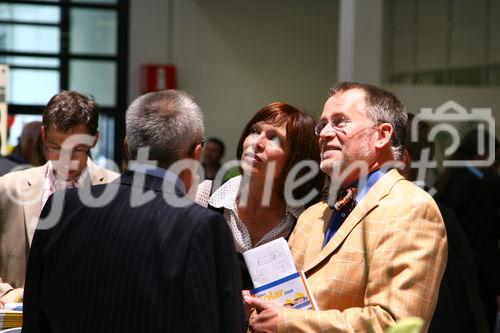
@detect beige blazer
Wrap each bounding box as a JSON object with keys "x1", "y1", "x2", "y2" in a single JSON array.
[
  {"x1": 277, "y1": 169, "x2": 448, "y2": 333},
  {"x1": 0, "y1": 159, "x2": 119, "y2": 296}
]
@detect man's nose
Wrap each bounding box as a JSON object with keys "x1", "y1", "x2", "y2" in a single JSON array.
[{"x1": 319, "y1": 123, "x2": 337, "y2": 139}]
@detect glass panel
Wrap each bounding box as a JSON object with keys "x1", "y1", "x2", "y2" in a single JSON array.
[
  {"x1": 71, "y1": 0, "x2": 117, "y2": 3},
  {"x1": 450, "y1": 67, "x2": 484, "y2": 86},
  {"x1": 7, "y1": 114, "x2": 43, "y2": 149},
  {"x1": 392, "y1": 0, "x2": 415, "y2": 32},
  {"x1": 493, "y1": 0, "x2": 500, "y2": 18},
  {"x1": 0, "y1": 4, "x2": 60, "y2": 23},
  {"x1": 70, "y1": 8, "x2": 117, "y2": 55},
  {"x1": 490, "y1": 21, "x2": 500, "y2": 63},
  {"x1": 416, "y1": 29, "x2": 447, "y2": 70},
  {"x1": 450, "y1": 24, "x2": 485, "y2": 67},
  {"x1": 417, "y1": 0, "x2": 447, "y2": 28},
  {"x1": 8, "y1": 68, "x2": 59, "y2": 105},
  {"x1": 91, "y1": 113, "x2": 116, "y2": 166},
  {"x1": 0, "y1": 56, "x2": 59, "y2": 68},
  {"x1": 69, "y1": 60, "x2": 116, "y2": 107},
  {"x1": 416, "y1": 70, "x2": 447, "y2": 85},
  {"x1": 391, "y1": 34, "x2": 415, "y2": 72},
  {"x1": 0, "y1": 24, "x2": 60, "y2": 53},
  {"x1": 452, "y1": 0, "x2": 486, "y2": 22},
  {"x1": 490, "y1": 64, "x2": 500, "y2": 86},
  {"x1": 390, "y1": 73, "x2": 414, "y2": 84}
]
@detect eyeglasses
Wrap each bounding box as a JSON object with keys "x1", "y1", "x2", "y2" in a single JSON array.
[
  {"x1": 314, "y1": 117, "x2": 352, "y2": 136},
  {"x1": 201, "y1": 138, "x2": 206, "y2": 148},
  {"x1": 315, "y1": 118, "x2": 381, "y2": 137}
]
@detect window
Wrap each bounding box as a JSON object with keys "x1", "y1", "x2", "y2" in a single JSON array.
[
  {"x1": 0, "y1": 0, "x2": 128, "y2": 162},
  {"x1": 384, "y1": 0, "x2": 500, "y2": 86}
]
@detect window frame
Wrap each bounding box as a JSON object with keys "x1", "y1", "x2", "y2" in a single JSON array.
[
  {"x1": 384, "y1": 0, "x2": 500, "y2": 87},
  {"x1": 0, "y1": 0, "x2": 129, "y2": 163}
]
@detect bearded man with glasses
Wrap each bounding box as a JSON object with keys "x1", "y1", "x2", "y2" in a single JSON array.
[
  {"x1": 0, "y1": 91, "x2": 119, "y2": 306},
  {"x1": 246, "y1": 82, "x2": 448, "y2": 333}
]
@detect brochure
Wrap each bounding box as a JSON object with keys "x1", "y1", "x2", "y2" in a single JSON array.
[
  {"x1": 0, "y1": 303, "x2": 22, "y2": 329},
  {"x1": 242, "y1": 237, "x2": 296, "y2": 288},
  {"x1": 249, "y1": 270, "x2": 318, "y2": 310},
  {"x1": 243, "y1": 237, "x2": 318, "y2": 310}
]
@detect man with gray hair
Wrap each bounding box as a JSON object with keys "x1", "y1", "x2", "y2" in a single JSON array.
[
  {"x1": 245, "y1": 82, "x2": 447, "y2": 333},
  {"x1": 22, "y1": 90, "x2": 245, "y2": 333}
]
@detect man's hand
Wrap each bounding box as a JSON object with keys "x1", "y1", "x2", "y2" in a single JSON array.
[
  {"x1": 0, "y1": 288, "x2": 24, "y2": 304},
  {"x1": 244, "y1": 296, "x2": 280, "y2": 333}
]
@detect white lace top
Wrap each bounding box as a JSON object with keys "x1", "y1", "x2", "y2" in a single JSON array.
[{"x1": 195, "y1": 175, "x2": 303, "y2": 253}]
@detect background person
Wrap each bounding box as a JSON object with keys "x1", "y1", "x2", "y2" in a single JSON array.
[
  {"x1": 196, "y1": 102, "x2": 325, "y2": 290},
  {"x1": 22, "y1": 89, "x2": 245, "y2": 333},
  {"x1": 402, "y1": 113, "x2": 490, "y2": 333},
  {"x1": 202, "y1": 137, "x2": 225, "y2": 180},
  {"x1": 0, "y1": 90, "x2": 119, "y2": 306},
  {"x1": 7, "y1": 121, "x2": 42, "y2": 165},
  {"x1": 435, "y1": 129, "x2": 500, "y2": 331}
]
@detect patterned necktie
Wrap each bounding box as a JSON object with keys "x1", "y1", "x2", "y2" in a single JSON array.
[
  {"x1": 332, "y1": 187, "x2": 357, "y2": 211},
  {"x1": 321, "y1": 187, "x2": 358, "y2": 247},
  {"x1": 322, "y1": 187, "x2": 358, "y2": 211}
]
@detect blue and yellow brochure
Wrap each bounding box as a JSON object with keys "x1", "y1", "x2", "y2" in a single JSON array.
[
  {"x1": 250, "y1": 271, "x2": 318, "y2": 310},
  {"x1": 0, "y1": 303, "x2": 23, "y2": 329}
]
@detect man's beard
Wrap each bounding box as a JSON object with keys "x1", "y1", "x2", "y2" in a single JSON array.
[{"x1": 320, "y1": 135, "x2": 373, "y2": 175}]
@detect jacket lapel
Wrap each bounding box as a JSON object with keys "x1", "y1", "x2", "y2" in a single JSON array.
[
  {"x1": 301, "y1": 202, "x2": 332, "y2": 265},
  {"x1": 22, "y1": 164, "x2": 48, "y2": 245},
  {"x1": 304, "y1": 169, "x2": 404, "y2": 273}
]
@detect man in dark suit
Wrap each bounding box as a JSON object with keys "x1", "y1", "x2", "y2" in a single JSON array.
[{"x1": 22, "y1": 90, "x2": 245, "y2": 333}]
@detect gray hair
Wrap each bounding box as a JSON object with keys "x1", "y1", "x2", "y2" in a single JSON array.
[
  {"x1": 125, "y1": 90, "x2": 204, "y2": 167},
  {"x1": 329, "y1": 82, "x2": 408, "y2": 160}
]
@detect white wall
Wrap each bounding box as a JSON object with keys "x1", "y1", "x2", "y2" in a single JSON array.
[
  {"x1": 338, "y1": 0, "x2": 384, "y2": 84},
  {"x1": 129, "y1": 0, "x2": 339, "y2": 161},
  {"x1": 128, "y1": 0, "x2": 170, "y2": 104}
]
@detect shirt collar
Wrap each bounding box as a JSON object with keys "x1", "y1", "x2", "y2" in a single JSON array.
[
  {"x1": 208, "y1": 175, "x2": 304, "y2": 218},
  {"x1": 466, "y1": 165, "x2": 484, "y2": 179},
  {"x1": 351, "y1": 169, "x2": 387, "y2": 204},
  {"x1": 129, "y1": 162, "x2": 186, "y2": 194}
]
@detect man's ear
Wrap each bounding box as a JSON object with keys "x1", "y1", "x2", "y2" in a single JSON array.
[
  {"x1": 374, "y1": 123, "x2": 393, "y2": 149},
  {"x1": 92, "y1": 131, "x2": 100, "y2": 147},
  {"x1": 191, "y1": 143, "x2": 203, "y2": 161}
]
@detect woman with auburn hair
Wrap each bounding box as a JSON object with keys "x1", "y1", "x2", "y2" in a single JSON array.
[{"x1": 196, "y1": 102, "x2": 324, "y2": 289}]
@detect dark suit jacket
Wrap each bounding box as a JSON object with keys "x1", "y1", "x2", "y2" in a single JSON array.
[
  {"x1": 429, "y1": 204, "x2": 489, "y2": 333},
  {"x1": 436, "y1": 168, "x2": 500, "y2": 330},
  {"x1": 22, "y1": 171, "x2": 245, "y2": 333}
]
